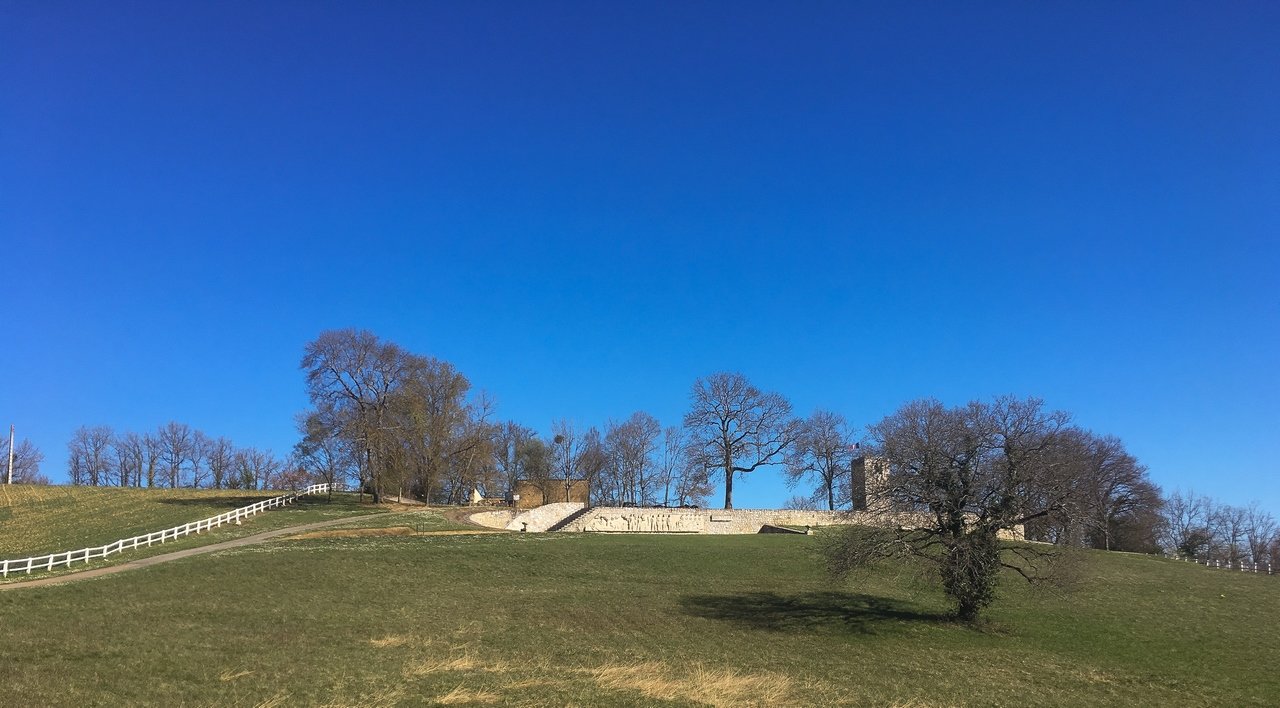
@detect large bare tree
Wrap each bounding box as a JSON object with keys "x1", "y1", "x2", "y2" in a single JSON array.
[
  {"x1": 301, "y1": 329, "x2": 414, "y2": 502},
  {"x1": 822, "y1": 396, "x2": 1076, "y2": 621},
  {"x1": 682, "y1": 372, "x2": 798, "y2": 509}
]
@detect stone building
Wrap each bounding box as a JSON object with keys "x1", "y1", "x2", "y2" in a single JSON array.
[{"x1": 512, "y1": 478, "x2": 590, "y2": 509}]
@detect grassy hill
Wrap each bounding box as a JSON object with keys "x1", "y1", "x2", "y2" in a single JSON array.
[
  {"x1": 1, "y1": 530, "x2": 1276, "y2": 706},
  {"x1": 0, "y1": 485, "x2": 385, "y2": 564}
]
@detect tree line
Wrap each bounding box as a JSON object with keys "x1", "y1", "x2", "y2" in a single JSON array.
[
  {"x1": 6, "y1": 328, "x2": 1277, "y2": 574},
  {"x1": 59, "y1": 422, "x2": 297, "y2": 490}
]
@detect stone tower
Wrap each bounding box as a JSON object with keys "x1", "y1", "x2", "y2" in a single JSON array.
[{"x1": 850, "y1": 455, "x2": 890, "y2": 512}]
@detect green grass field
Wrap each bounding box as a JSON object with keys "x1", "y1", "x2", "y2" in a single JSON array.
[{"x1": 1, "y1": 526, "x2": 1276, "y2": 706}]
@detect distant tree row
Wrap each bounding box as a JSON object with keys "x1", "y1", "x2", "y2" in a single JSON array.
[
  {"x1": 1162, "y1": 489, "x2": 1279, "y2": 567},
  {"x1": 62, "y1": 423, "x2": 292, "y2": 490}
]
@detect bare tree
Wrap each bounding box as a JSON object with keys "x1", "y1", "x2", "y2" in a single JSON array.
[
  {"x1": 784, "y1": 409, "x2": 855, "y2": 511},
  {"x1": 653, "y1": 426, "x2": 687, "y2": 507},
  {"x1": 206, "y1": 436, "x2": 237, "y2": 490},
  {"x1": 673, "y1": 454, "x2": 714, "y2": 508},
  {"x1": 1215, "y1": 504, "x2": 1249, "y2": 565},
  {"x1": 604, "y1": 412, "x2": 662, "y2": 505},
  {"x1": 232, "y1": 447, "x2": 280, "y2": 490},
  {"x1": 156, "y1": 422, "x2": 193, "y2": 488},
  {"x1": 188, "y1": 430, "x2": 210, "y2": 488},
  {"x1": 112, "y1": 432, "x2": 146, "y2": 487},
  {"x1": 142, "y1": 433, "x2": 162, "y2": 488},
  {"x1": 576, "y1": 426, "x2": 608, "y2": 503},
  {"x1": 683, "y1": 372, "x2": 798, "y2": 509},
  {"x1": 301, "y1": 329, "x2": 414, "y2": 503},
  {"x1": 294, "y1": 415, "x2": 351, "y2": 497},
  {"x1": 822, "y1": 396, "x2": 1074, "y2": 621},
  {"x1": 493, "y1": 421, "x2": 538, "y2": 497},
  {"x1": 67, "y1": 426, "x2": 114, "y2": 486},
  {"x1": 1244, "y1": 503, "x2": 1277, "y2": 565},
  {"x1": 1162, "y1": 489, "x2": 1214, "y2": 557},
  {"x1": 2, "y1": 438, "x2": 47, "y2": 484}
]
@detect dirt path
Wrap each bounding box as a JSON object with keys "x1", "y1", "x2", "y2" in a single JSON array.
[{"x1": 0, "y1": 516, "x2": 378, "y2": 592}]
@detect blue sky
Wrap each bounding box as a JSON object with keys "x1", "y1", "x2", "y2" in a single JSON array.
[{"x1": 2, "y1": 2, "x2": 1277, "y2": 511}]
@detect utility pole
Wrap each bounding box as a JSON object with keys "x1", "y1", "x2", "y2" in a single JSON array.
[{"x1": 7, "y1": 425, "x2": 14, "y2": 484}]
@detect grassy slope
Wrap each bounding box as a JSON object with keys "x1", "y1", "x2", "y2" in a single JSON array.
[
  {"x1": 0, "y1": 487, "x2": 390, "y2": 582},
  {"x1": 0, "y1": 485, "x2": 292, "y2": 557},
  {"x1": 1, "y1": 533, "x2": 1276, "y2": 706}
]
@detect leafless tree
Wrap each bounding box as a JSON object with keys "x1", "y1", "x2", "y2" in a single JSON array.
[
  {"x1": 493, "y1": 421, "x2": 539, "y2": 497},
  {"x1": 294, "y1": 414, "x2": 351, "y2": 497},
  {"x1": 653, "y1": 426, "x2": 687, "y2": 507},
  {"x1": 156, "y1": 421, "x2": 194, "y2": 488},
  {"x1": 784, "y1": 409, "x2": 855, "y2": 511},
  {"x1": 822, "y1": 396, "x2": 1074, "y2": 621},
  {"x1": 1162, "y1": 489, "x2": 1214, "y2": 557},
  {"x1": 683, "y1": 372, "x2": 799, "y2": 509},
  {"x1": 67, "y1": 426, "x2": 114, "y2": 486},
  {"x1": 604, "y1": 412, "x2": 662, "y2": 505},
  {"x1": 2, "y1": 438, "x2": 47, "y2": 484},
  {"x1": 1214, "y1": 504, "x2": 1249, "y2": 565},
  {"x1": 142, "y1": 432, "x2": 162, "y2": 488},
  {"x1": 783, "y1": 494, "x2": 819, "y2": 511},
  {"x1": 301, "y1": 329, "x2": 415, "y2": 502},
  {"x1": 1243, "y1": 503, "x2": 1277, "y2": 565},
  {"x1": 112, "y1": 432, "x2": 146, "y2": 487},
  {"x1": 206, "y1": 436, "x2": 237, "y2": 490},
  {"x1": 232, "y1": 447, "x2": 280, "y2": 490},
  {"x1": 188, "y1": 430, "x2": 210, "y2": 488},
  {"x1": 673, "y1": 454, "x2": 714, "y2": 508}
]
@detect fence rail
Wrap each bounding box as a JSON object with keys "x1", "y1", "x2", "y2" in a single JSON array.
[
  {"x1": 1164, "y1": 552, "x2": 1275, "y2": 575},
  {"x1": 1, "y1": 483, "x2": 335, "y2": 578}
]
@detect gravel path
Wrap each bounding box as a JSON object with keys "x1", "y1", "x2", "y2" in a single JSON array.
[{"x1": 0, "y1": 516, "x2": 370, "y2": 592}]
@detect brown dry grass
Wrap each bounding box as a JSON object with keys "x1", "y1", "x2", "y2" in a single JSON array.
[
  {"x1": 410, "y1": 653, "x2": 512, "y2": 677},
  {"x1": 589, "y1": 661, "x2": 794, "y2": 707},
  {"x1": 434, "y1": 685, "x2": 500, "y2": 705}
]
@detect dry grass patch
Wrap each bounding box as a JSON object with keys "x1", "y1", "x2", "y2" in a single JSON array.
[
  {"x1": 434, "y1": 685, "x2": 500, "y2": 705},
  {"x1": 410, "y1": 652, "x2": 512, "y2": 677},
  {"x1": 368, "y1": 635, "x2": 412, "y2": 648},
  {"x1": 590, "y1": 661, "x2": 795, "y2": 707},
  {"x1": 219, "y1": 669, "x2": 253, "y2": 681}
]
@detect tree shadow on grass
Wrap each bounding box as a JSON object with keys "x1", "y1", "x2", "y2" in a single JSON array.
[{"x1": 678, "y1": 591, "x2": 946, "y2": 635}]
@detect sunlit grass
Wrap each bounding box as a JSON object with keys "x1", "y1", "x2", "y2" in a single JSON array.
[{"x1": 1, "y1": 532, "x2": 1276, "y2": 705}]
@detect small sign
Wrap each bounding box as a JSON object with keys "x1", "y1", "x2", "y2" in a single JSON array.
[{"x1": 710, "y1": 515, "x2": 732, "y2": 522}]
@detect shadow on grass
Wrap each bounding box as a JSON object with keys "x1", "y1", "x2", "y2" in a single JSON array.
[{"x1": 678, "y1": 591, "x2": 945, "y2": 634}]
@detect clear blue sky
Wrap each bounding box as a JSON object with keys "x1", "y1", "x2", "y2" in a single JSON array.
[{"x1": 2, "y1": 2, "x2": 1277, "y2": 511}]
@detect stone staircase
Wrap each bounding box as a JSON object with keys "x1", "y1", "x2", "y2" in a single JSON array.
[{"x1": 504, "y1": 502, "x2": 585, "y2": 532}]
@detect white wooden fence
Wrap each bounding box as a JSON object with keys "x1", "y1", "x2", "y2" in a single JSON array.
[
  {"x1": 1165, "y1": 552, "x2": 1275, "y2": 576},
  {"x1": 1, "y1": 483, "x2": 335, "y2": 578}
]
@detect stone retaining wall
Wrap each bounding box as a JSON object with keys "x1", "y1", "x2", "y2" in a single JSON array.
[
  {"x1": 468, "y1": 509, "x2": 517, "y2": 530},
  {"x1": 557, "y1": 506, "x2": 1025, "y2": 539},
  {"x1": 557, "y1": 507, "x2": 856, "y2": 534}
]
